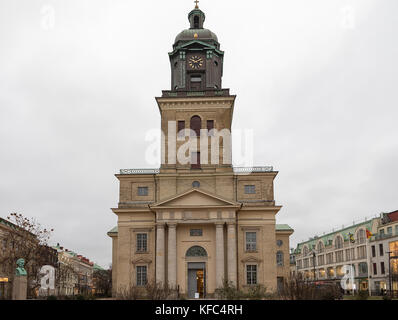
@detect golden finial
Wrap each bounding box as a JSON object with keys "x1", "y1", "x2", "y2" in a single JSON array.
[{"x1": 194, "y1": 0, "x2": 199, "y2": 9}]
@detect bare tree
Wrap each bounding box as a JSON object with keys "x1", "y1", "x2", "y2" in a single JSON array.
[{"x1": 0, "y1": 213, "x2": 55, "y2": 298}]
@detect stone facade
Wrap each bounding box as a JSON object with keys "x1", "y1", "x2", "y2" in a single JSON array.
[{"x1": 108, "y1": 5, "x2": 293, "y2": 299}]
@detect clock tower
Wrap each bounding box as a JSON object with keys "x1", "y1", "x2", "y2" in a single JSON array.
[
  {"x1": 109, "y1": 2, "x2": 293, "y2": 300},
  {"x1": 169, "y1": 6, "x2": 224, "y2": 91}
]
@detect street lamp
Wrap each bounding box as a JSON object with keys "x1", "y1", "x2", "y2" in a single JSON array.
[{"x1": 312, "y1": 251, "x2": 317, "y2": 281}]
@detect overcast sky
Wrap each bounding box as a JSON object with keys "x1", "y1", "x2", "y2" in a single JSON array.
[{"x1": 0, "y1": 0, "x2": 397, "y2": 267}]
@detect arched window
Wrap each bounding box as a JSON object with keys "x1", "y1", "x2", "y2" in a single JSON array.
[
  {"x1": 276, "y1": 251, "x2": 284, "y2": 266},
  {"x1": 317, "y1": 241, "x2": 324, "y2": 253},
  {"x1": 186, "y1": 246, "x2": 207, "y2": 257},
  {"x1": 190, "y1": 115, "x2": 201, "y2": 137},
  {"x1": 357, "y1": 229, "x2": 366, "y2": 244},
  {"x1": 335, "y1": 235, "x2": 343, "y2": 249},
  {"x1": 303, "y1": 246, "x2": 309, "y2": 256},
  {"x1": 194, "y1": 16, "x2": 200, "y2": 28}
]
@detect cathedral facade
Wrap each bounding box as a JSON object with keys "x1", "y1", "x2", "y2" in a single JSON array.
[{"x1": 108, "y1": 5, "x2": 293, "y2": 298}]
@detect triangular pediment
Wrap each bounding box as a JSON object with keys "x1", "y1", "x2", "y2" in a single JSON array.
[{"x1": 151, "y1": 189, "x2": 240, "y2": 208}]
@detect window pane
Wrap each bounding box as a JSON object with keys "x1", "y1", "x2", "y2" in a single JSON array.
[
  {"x1": 246, "y1": 232, "x2": 256, "y2": 251},
  {"x1": 244, "y1": 185, "x2": 256, "y2": 194},
  {"x1": 138, "y1": 187, "x2": 148, "y2": 196},
  {"x1": 137, "y1": 233, "x2": 147, "y2": 252}
]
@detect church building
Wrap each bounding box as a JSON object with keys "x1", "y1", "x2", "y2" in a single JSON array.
[{"x1": 108, "y1": 3, "x2": 293, "y2": 299}]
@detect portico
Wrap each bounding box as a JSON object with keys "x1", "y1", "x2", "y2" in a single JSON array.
[{"x1": 150, "y1": 188, "x2": 240, "y2": 296}]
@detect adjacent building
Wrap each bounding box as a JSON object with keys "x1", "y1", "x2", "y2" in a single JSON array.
[
  {"x1": 368, "y1": 210, "x2": 398, "y2": 294},
  {"x1": 108, "y1": 4, "x2": 293, "y2": 298},
  {"x1": 293, "y1": 210, "x2": 398, "y2": 295}
]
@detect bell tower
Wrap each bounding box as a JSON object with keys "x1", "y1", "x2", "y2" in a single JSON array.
[
  {"x1": 169, "y1": 4, "x2": 224, "y2": 91},
  {"x1": 157, "y1": 3, "x2": 235, "y2": 172}
]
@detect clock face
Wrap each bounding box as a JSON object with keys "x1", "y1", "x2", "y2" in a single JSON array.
[{"x1": 188, "y1": 56, "x2": 204, "y2": 70}]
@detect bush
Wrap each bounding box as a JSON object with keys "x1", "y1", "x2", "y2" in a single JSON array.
[
  {"x1": 215, "y1": 280, "x2": 273, "y2": 300},
  {"x1": 47, "y1": 295, "x2": 57, "y2": 300},
  {"x1": 382, "y1": 294, "x2": 392, "y2": 301}
]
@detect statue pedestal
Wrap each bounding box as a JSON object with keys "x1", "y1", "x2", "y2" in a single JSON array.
[{"x1": 12, "y1": 276, "x2": 27, "y2": 300}]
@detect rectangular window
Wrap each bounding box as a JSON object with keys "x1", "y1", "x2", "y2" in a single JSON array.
[
  {"x1": 190, "y1": 229, "x2": 203, "y2": 237},
  {"x1": 244, "y1": 185, "x2": 256, "y2": 194},
  {"x1": 136, "y1": 266, "x2": 147, "y2": 286},
  {"x1": 207, "y1": 120, "x2": 214, "y2": 136},
  {"x1": 380, "y1": 229, "x2": 385, "y2": 237},
  {"x1": 246, "y1": 265, "x2": 257, "y2": 285},
  {"x1": 178, "y1": 121, "x2": 185, "y2": 137},
  {"x1": 379, "y1": 243, "x2": 384, "y2": 256},
  {"x1": 395, "y1": 225, "x2": 398, "y2": 236},
  {"x1": 357, "y1": 246, "x2": 367, "y2": 259},
  {"x1": 373, "y1": 263, "x2": 377, "y2": 275},
  {"x1": 372, "y1": 245, "x2": 376, "y2": 257},
  {"x1": 136, "y1": 233, "x2": 147, "y2": 253},
  {"x1": 381, "y1": 262, "x2": 385, "y2": 274},
  {"x1": 336, "y1": 250, "x2": 344, "y2": 263},
  {"x1": 191, "y1": 152, "x2": 201, "y2": 169},
  {"x1": 138, "y1": 187, "x2": 148, "y2": 196},
  {"x1": 387, "y1": 227, "x2": 393, "y2": 235},
  {"x1": 245, "y1": 232, "x2": 257, "y2": 251},
  {"x1": 345, "y1": 249, "x2": 351, "y2": 261}
]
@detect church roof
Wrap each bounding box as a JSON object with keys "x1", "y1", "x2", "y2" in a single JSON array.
[
  {"x1": 175, "y1": 28, "x2": 218, "y2": 44},
  {"x1": 276, "y1": 224, "x2": 294, "y2": 232}
]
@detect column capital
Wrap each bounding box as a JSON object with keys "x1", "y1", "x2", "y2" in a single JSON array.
[
  {"x1": 156, "y1": 222, "x2": 166, "y2": 228},
  {"x1": 226, "y1": 221, "x2": 236, "y2": 227},
  {"x1": 215, "y1": 222, "x2": 225, "y2": 227},
  {"x1": 167, "y1": 222, "x2": 178, "y2": 228}
]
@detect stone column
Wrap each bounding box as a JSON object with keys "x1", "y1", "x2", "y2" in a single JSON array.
[
  {"x1": 168, "y1": 223, "x2": 177, "y2": 287},
  {"x1": 215, "y1": 222, "x2": 225, "y2": 288},
  {"x1": 156, "y1": 223, "x2": 165, "y2": 284},
  {"x1": 227, "y1": 222, "x2": 237, "y2": 286}
]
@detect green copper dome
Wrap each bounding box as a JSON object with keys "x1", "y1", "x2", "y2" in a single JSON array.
[{"x1": 175, "y1": 28, "x2": 218, "y2": 44}]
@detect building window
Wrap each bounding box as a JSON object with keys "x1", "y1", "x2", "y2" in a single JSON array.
[
  {"x1": 379, "y1": 243, "x2": 384, "y2": 256},
  {"x1": 207, "y1": 120, "x2": 214, "y2": 136},
  {"x1": 136, "y1": 233, "x2": 147, "y2": 253},
  {"x1": 381, "y1": 262, "x2": 385, "y2": 274},
  {"x1": 192, "y1": 181, "x2": 200, "y2": 188},
  {"x1": 380, "y1": 229, "x2": 385, "y2": 237},
  {"x1": 326, "y1": 253, "x2": 334, "y2": 264},
  {"x1": 335, "y1": 236, "x2": 343, "y2": 249},
  {"x1": 357, "y1": 229, "x2": 366, "y2": 244},
  {"x1": 372, "y1": 245, "x2": 376, "y2": 257},
  {"x1": 357, "y1": 245, "x2": 367, "y2": 259},
  {"x1": 190, "y1": 229, "x2": 203, "y2": 237},
  {"x1": 246, "y1": 265, "x2": 257, "y2": 285},
  {"x1": 395, "y1": 225, "x2": 398, "y2": 235},
  {"x1": 336, "y1": 250, "x2": 344, "y2": 263},
  {"x1": 244, "y1": 185, "x2": 256, "y2": 194},
  {"x1": 387, "y1": 227, "x2": 393, "y2": 235},
  {"x1": 191, "y1": 152, "x2": 201, "y2": 169},
  {"x1": 373, "y1": 263, "x2": 377, "y2": 275},
  {"x1": 194, "y1": 16, "x2": 199, "y2": 28},
  {"x1": 318, "y1": 255, "x2": 324, "y2": 266},
  {"x1": 178, "y1": 120, "x2": 185, "y2": 137},
  {"x1": 190, "y1": 115, "x2": 201, "y2": 137},
  {"x1": 186, "y1": 246, "x2": 207, "y2": 257},
  {"x1": 136, "y1": 266, "x2": 147, "y2": 286},
  {"x1": 138, "y1": 187, "x2": 148, "y2": 196},
  {"x1": 245, "y1": 232, "x2": 257, "y2": 251},
  {"x1": 317, "y1": 242, "x2": 324, "y2": 253},
  {"x1": 276, "y1": 251, "x2": 284, "y2": 266},
  {"x1": 276, "y1": 240, "x2": 283, "y2": 247}
]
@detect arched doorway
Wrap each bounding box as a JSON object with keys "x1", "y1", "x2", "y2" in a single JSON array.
[{"x1": 186, "y1": 246, "x2": 207, "y2": 299}]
